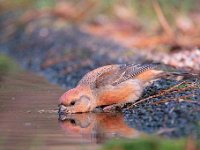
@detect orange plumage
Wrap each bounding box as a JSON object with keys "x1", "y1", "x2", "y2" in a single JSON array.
[{"x1": 58, "y1": 63, "x2": 165, "y2": 113}]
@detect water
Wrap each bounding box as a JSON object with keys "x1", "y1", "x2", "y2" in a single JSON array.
[{"x1": 0, "y1": 72, "x2": 142, "y2": 150}]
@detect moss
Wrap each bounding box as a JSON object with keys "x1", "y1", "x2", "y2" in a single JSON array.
[
  {"x1": 0, "y1": 54, "x2": 19, "y2": 76},
  {"x1": 34, "y1": 0, "x2": 55, "y2": 9},
  {"x1": 103, "y1": 137, "x2": 191, "y2": 150}
]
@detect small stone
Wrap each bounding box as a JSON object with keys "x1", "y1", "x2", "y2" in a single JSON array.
[{"x1": 38, "y1": 109, "x2": 45, "y2": 113}]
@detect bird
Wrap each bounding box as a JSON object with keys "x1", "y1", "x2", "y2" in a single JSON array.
[{"x1": 58, "y1": 63, "x2": 194, "y2": 113}]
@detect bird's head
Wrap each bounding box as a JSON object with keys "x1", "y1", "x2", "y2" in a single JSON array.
[{"x1": 59, "y1": 86, "x2": 95, "y2": 113}]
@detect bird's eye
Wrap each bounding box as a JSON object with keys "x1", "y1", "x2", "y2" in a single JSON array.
[
  {"x1": 70, "y1": 119, "x2": 76, "y2": 125},
  {"x1": 70, "y1": 101, "x2": 76, "y2": 106}
]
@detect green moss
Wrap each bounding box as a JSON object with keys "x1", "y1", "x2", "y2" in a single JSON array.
[
  {"x1": 0, "y1": 54, "x2": 19, "y2": 76},
  {"x1": 103, "y1": 137, "x2": 189, "y2": 150},
  {"x1": 34, "y1": 0, "x2": 55, "y2": 9}
]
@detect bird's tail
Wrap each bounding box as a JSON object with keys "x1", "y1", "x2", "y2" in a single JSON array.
[{"x1": 157, "y1": 71, "x2": 199, "y2": 80}]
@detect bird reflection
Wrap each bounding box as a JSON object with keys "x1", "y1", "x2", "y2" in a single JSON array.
[{"x1": 58, "y1": 113, "x2": 142, "y2": 143}]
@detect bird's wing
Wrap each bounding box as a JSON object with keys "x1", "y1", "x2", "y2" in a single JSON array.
[
  {"x1": 95, "y1": 64, "x2": 158, "y2": 88},
  {"x1": 78, "y1": 64, "x2": 159, "y2": 88},
  {"x1": 112, "y1": 64, "x2": 158, "y2": 85},
  {"x1": 78, "y1": 64, "x2": 126, "y2": 87},
  {"x1": 95, "y1": 65, "x2": 127, "y2": 88}
]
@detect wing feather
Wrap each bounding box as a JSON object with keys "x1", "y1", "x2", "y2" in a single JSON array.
[
  {"x1": 112, "y1": 64, "x2": 158, "y2": 85},
  {"x1": 78, "y1": 64, "x2": 126, "y2": 87},
  {"x1": 78, "y1": 63, "x2": 158, "y2": 88}
]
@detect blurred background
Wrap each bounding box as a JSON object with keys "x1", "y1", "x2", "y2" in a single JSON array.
[{"x1": 1, "y1": 0, "x2": 200, "y2": 49}]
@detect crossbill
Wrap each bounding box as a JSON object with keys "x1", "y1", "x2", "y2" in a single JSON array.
[{"x1": 58, "y1": 63, "x2": 169, "y2": 113}]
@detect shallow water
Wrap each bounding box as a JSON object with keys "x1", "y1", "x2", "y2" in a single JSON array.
[{"x1": 0, "y1": 72, "x2": 143, "y2": 150}]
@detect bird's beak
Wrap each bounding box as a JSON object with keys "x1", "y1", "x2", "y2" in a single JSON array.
[
  {"x1": 58, "y1": 104, "x2": 76, "y2": 114},
  {"x1": 58, "y1": 104, "x2": 67, "y2": 114}
]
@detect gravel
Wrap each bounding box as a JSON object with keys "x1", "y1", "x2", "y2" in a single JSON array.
[{"x1": 123, "y1": 78, "x2": 200, "y2": 138}]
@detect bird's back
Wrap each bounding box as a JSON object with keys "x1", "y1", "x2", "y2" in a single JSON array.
[
  {"x1": 78, "y1": 64, "x2": 125, "y2": 87},
  {"x1": 78, "y1": 63, "x2": 161, "y2": 88}
]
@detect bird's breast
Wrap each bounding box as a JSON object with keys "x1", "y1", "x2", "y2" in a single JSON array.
[{"x1": 96, "y1": 80, "x2": 142, "y2": 106}]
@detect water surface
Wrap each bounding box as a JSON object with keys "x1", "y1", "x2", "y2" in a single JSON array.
[{"x1": 0, "y1": 72, "x2": 142, "y2": 150}]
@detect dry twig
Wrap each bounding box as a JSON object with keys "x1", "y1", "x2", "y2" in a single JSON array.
[
  {"x1": 151, "y1": 94, "x2": 200, "y2": 105},
  {"x1": 128, "y1": 81, "x2": 199, "y2": 108},
  {"x1": 152, "y1": 0, "x2": 174, "y2": 37}
]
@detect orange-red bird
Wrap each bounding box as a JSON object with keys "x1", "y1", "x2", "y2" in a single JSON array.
[{"x1": 58, "y1": 63, "x2": 171, "y2": 113}]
